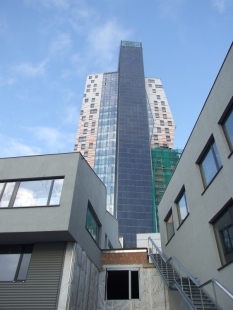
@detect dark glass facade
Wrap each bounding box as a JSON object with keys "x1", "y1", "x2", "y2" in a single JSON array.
[{"x1": 116, "y1": 41, "x2": 153, "y2": 247}]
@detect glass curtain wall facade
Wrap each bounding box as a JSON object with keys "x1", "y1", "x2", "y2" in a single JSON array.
[
  {"x1": 94, "y1": 72, "x2": 118, "y2": 215},
  {"x1": 117, "y1": 41, "x2": 153, "y2": 247}
]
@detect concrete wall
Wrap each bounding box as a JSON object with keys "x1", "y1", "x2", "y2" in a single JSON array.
[
  {"x1": 158, "y1": 44, "x2": 233, "y2": 293},
  {"x1": 0, "y1": 152, "x2": 120, "y2": 268}
]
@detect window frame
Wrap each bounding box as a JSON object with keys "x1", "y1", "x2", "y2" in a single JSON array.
[
  {"x1": 196, "y1": 136, "x2": 222, "y2": 189},
  {"x1": 85, "y1": 201, "x2": 101, "y2": 243},
  {"x1": 0, "y1": 177, "x2": 64, "y2": 209},
  {"x1": 0, "y1": 244, "x2": 33, "y2": 282},
  {"x1": 210, "y1": 198, "x2": 233, "y2": 267},
  {"x1": 105, "y1": 268, "x2": 139, "y2": 300},
  {"x1": 164, "y1": 209, "x2": 175, "y2": 243},
  {"x1": 174, "y1": 186, "x2": 189, "y2": 225},
  {"x1": 218, "y1": 96, "x2": 233, "y2": 153}
]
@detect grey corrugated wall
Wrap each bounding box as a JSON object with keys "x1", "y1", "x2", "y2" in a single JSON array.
[{"x1": 0, "y1": 242, "x2": 65, "y2": 310}]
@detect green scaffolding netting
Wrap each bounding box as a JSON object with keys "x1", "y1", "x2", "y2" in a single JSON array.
[{"x1": 151, "y1": 148, "x2": 182, "y2": 232}]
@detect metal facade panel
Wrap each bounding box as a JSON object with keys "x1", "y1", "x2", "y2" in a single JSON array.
[{"x1": 0, "y1": 242, "x2": 65, "y2": 310}]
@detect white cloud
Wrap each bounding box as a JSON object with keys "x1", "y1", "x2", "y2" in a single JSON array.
[
  {"x1": 28, "y1": 126, "x2": 74, "y2": 151},
  {"x1": 158, "y1": 0, "x2": 187, "y2": 19},
  {"x1": 11, "y1": 58, "x2": 48, "y2": 78},
  {"x1": 62, "y1": 105, "x2": 79, "y2": 125},
  {"x1": 24, "y1": 0, "x2": 71, "y2": 10},
  {"x1": 86, "y1": 20, "x2": 132, "y2": 69},
  {"x1": 49, "y1": 32, "x2": 72, "y2": 56},
  {"x1": 0, "y1": 134, "x2": 41, "y2": 158},
  {"x1": 211, "y1": 0, "x2": 233, "y2": 13}
]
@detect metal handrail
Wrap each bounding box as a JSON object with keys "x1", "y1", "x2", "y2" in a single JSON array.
[{"x1": 148, "y1": 237, "x2": 233, "y2": 301}]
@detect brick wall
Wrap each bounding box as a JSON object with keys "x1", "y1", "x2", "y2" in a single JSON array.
[{"x1": 101, "y1": 251, "x2": 148, "y2": 265}]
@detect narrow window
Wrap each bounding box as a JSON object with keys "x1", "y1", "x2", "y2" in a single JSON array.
[
  {"x1": 219, "y1": 97, "x2": 233, "y2": 151},
  {"x1": 157, "y1": 127, "x2": 161, "y2": 133},
  {"x1": 196, "y1": 139, "x2": 222, "y2": 187},
  {"x1": 175, "y1": 188, "x2": 189, "y2": 224},
  {"x1": 165, "y1": 209, "x2": 174, "y2": 242},
  {"x1": 86, "y1": 203, "x2": 100, "y2": 242}
]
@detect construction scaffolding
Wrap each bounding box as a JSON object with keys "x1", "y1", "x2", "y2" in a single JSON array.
[{"x1": 151, "y1": 147, "x2": 182, "y2": 232}]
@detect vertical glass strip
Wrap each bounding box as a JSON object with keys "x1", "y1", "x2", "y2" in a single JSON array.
[{"x1": 94, "y1": 72, "x2": 118, "y2": 215}]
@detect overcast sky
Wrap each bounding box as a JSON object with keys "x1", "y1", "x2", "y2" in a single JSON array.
[{"x1": 0, "y1": 0, "x2": 233, "y2": 157}]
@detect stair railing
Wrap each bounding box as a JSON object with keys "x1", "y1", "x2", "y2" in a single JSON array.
[{"x1": 148, "y1": 237, "x2": 233, "y2": 310}]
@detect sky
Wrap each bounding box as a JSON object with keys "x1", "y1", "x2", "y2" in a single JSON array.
[{"x1": 0, "y1": 0, "x2": 233, "y2": 157}]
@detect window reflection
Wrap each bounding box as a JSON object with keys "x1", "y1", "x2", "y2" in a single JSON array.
[
  {"x1": 0, "y1": 244, "x2": 33, "y2": 281},
  {"x1": 0, "y1": 182, "x2": 15, "y2": 208},
  {"x1": 86, "y1": 206, "x2": 100, "y2": 242},
  {"x1": 0, "y1": 178, "x2": 64, "y2": 208}
]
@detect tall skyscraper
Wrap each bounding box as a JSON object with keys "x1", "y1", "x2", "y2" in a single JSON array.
[{"x1": 74, "y1": 41, "x2": 175, "y2": 247}]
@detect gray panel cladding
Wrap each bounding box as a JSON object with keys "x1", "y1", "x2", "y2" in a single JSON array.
[
  {"x1": 0, "y1": 242, "x2": 65, "y2": 310},
  {"x1": 117, "y1": 44, "x2": 153, "y2": 247}
]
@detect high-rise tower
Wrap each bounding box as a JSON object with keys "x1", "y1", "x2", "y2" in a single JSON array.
[{"x1": 74, "y1": 41, "x2": 175, "y2": 247}]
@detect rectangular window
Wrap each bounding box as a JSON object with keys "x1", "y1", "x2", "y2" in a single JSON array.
[
  {"x1": 163, "y1": 144, "x2": 168, "y2": 148},
  {"x1": 95, "y1": 93, "x2": 99, "y2": 96},
  {"x1": 87, "y1": 84, "x2": 91, "y2": 88},
  {"x1": 210, "y1": 199, "x2": 233, "y2": 265},
  {"x1": 0, "y1": 179, "x2": 64, "y2": 208},
  {"x1": 165, "y1": 128, "x2": 169, "y2": 133},
  {"x1": 89, "y1": 143, "x2": 93, "y2": 149},
  {"x1": 157, "y1": 95, "x2": 161, "y2": 99},
  {"x1": 85, "y1": 99, "x2": 89, "y2": 103},
  {"x1": 78, "y1": 136, "x2": 86, "y2": 142},
  {"x1": 94, "y1": 84, "x2": 97, "y2": 87},
  {"x1": 154, "y1": 107, "x2": 158, "y2": 111},
  {"x1": 93, "y1": 88, "x2": 96, "y2": 92},
  {"x1": 81, "y1": 144, "x2": 85, "y2": 149},
  {"x1": 154, "y1": 100, "x2": 158, "y2": 105},
  {"x1": 84, "y1": 152, "x2": 88, "y2": 157},
  {"x1": 89, "y1": 76, "x2": 92, "y2": 79},
  {"x1": 154, "y1": 143, "x2": 159, "y2": 148},
  {"x1": 155, "y1": 113, "x2": 159, "y2": 118},
  {"x1": 80, "y1": 110, "x2": 83, "y2": 115},
  {"x1": 157, "y1": 127, "x2": 161, "y2": 133},
  {"x1": 162, "y1": 107, "x2": 166, "y2": 112},
  {"x1": 156, "y1": 84, "x2": 163, "y2": 88},
  {"x1": 86, "y1": 89, "x2": 90, "y2": 92},
  {"x1": 196, "y1": 138, "x2": 222, "y2": 187},
  {"x1": 0, "y1": 244, "x2": 33, "y2": 281},
  {"x1": 152, "y1": 89, "x2": 156, "y2": 93},
  {"x1": 83, "y1": 129, "x2": 87, "y2": 134},
  {"x1": 90, "y1": 103, "x2": 94, "y2": 108},
  {"x1": 165, "y1": 209, "x2": 175, "y2": 242},
  {"x1": 91, "y1": 98, "x2": 95, "y2": 102},
  {"x1": 218, "y1": 97, "x2": 233, "y2": 151},
  {"x1": 84, "y1": 122, "x2": 88, "y2": 127},
  {"x1": 148, "y1": 84, "x2": 152, "y2": 87},
  {"x1": 106, "y1": 269, "x2": 139, "y2": 300},
  {"x1": 89, "y1": 115, "x2": 93, "y2": 120},
  {"x1": 95, "y1": 75, "x2": 98, "y2": 78},
  {"x1": 91, "y1": 128, "x2": 95, "y2": 133},
  {"x1": 163, "y1": 114, "x2": 167, "y2": 119},
  {"x1": 175, "y1": 187, "x2": 189, "y2": 224},
  {"x1": 83, "y1": 94, "x2": 86, "y2": 97},
  {"x1": 166, "y1": 136, "x2": 171, "y2": 141},
  {"x1": 168, "y1": 121, "x2": 172, "y2": 126},
  {"x1": 90, "y1": 109, "x2": 97, "y2": 114},
  {"x1": 92, "y1": 122, "x2": 96, "y2": 127},
  {"x1": 148, "y1": 79, "x2": 155, "y2": 83},
  {"x1": 86, "y1": 203, "x2": 100, "y2": 242},
  {"x1": 82, "y1": 116, "x2": 86, "y2": 121},
  {"x1": 160, "y1": 120, "x2": 164, "y2": 126},
  {"x1": 161, "y1": 101, "x2": 165, "y2": 106},
  {"x1": 154, "y1": 135, "x2": 158, "y2": 141}
]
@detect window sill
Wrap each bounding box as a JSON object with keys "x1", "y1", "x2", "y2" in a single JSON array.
[
  {"x1": 0, "y1": 205, "x2": 60, "y2": 209},
  {"x1": 217, "y1": 259, "x2": 233, "y2": 271},
  {"x1": 201, "y1": 166, "x2": 223, "y2": 195},
  {"x1": 177, "y1": 213, "x2": 189, "y2": 231},
  {"x1": 165, "y1": 233, "x2": 175, "y2": 246}
]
